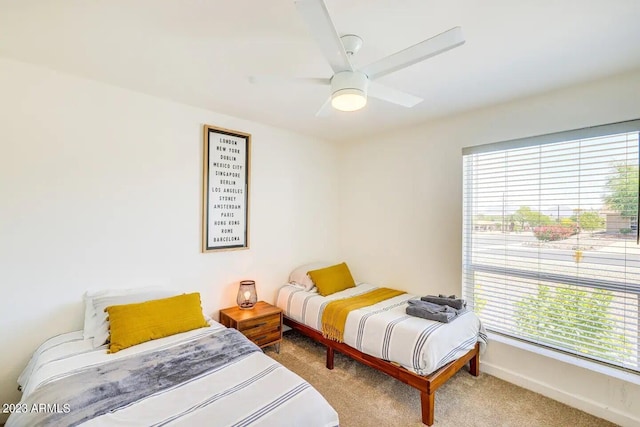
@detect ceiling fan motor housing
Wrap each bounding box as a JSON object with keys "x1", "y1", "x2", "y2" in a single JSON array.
[
  {"x1": 331, "y1": 71, "x2": 369, "y2": 111},
  {"x1": 340, "y1": 34, "x2": 363, "y2": 56}
]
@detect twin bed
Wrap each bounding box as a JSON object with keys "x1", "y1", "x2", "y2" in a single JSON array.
[
  {"x1": 7, "y1": 291, "x2": 338, "y2": 427},
  {"x1": 276, "y1": 282, "x2": 487, "y2": 426},
  {"x1": 8, "y1": 266, "x2": 486, "y2": 426}
]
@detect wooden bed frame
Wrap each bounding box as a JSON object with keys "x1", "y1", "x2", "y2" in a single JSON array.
[{"x1": 284, "y1": 316, "x2": 480, "y2": 426}]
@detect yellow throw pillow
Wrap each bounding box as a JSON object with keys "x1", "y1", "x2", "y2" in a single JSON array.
[
  {"x1": 106, "y1": 292, "x2": 208, "y2": 353},
  {"x1": 308, "y1": 262, "x2": 356, "y2": 296}
]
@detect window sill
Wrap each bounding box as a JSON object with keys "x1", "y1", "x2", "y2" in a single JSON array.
[{"x1": 487, "y1": 332, "x2": 640, "y2": 386}]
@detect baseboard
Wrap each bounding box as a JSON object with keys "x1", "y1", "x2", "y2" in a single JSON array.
[{"x1": 482, "y1": 361, "x2": 639, "y2": 427}]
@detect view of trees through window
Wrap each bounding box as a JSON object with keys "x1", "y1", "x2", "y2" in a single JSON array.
[
  {"x1": 463, "y1": 127, "x2": 640, "y2": 371},
  {"x1": 514, "y1": 284, "x2": 631, "y2": 362}
]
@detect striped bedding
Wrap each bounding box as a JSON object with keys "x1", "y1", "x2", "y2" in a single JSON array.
[
  {"x1": 8, "y1": 323, "x2": 339, "y2": 427},
  {"x1": 277, "y1": 283, "x2": 488, "y2": 375}
]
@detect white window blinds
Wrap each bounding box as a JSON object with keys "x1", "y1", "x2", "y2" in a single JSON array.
[{"x1": 462, "y1": 120, "x2": 640, "y2": 372}]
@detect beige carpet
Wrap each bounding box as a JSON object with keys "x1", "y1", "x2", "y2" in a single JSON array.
[{"x1": 265, "y1": 330, "x2": 617, "y2": 427}]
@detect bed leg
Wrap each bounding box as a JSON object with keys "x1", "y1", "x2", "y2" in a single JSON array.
[
  {"x1": 326, "y1": 346, "x2": 334, "y2": 370},
  {"x1": 420, "y1": 391, "x2": 435, "y2": 426},
  {"x1": 469, "y1": 346, "x2": 480, "y2": 377}
]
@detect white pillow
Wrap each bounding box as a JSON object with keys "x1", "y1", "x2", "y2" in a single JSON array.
[
  {"x1": 82, "y1": 286, "x2": 173, "y2": 341},
  {"x1": 288, "y1": 282, "x2": 319, "y2": 292},
  {"x1": 289, "y1": 262, "x2": 333, "y2": 291}
]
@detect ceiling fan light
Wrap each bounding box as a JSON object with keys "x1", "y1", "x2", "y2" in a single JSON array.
[{"x1": 331, "y1": 88, "x2": 367, "y2": 112}]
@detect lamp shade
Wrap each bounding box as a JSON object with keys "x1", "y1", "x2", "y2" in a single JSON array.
[{"x1": 237, "y1": 280, "x2": 257, "y2": 309}]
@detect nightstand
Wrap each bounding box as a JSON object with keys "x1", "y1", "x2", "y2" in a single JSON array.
[{"x1": 219, "y1": 301, "x2": 283, "y2": 352}]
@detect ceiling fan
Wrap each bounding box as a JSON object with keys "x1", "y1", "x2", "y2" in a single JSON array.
[{"x1": 251, "y1": 0, "x2": 465, "y2": 116}]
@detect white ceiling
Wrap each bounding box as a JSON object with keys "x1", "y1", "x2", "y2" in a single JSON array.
[{"x1": 1, "y1": 0, "x2": 639, "y2": 142}]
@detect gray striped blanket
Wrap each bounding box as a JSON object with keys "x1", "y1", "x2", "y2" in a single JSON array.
[{"x1": 17, "y1": 328, "x2": 260, "y2": 427}]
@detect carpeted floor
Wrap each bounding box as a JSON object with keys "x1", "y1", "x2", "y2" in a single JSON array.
[{"x1": 264, "y1": 330, "x2": 617, "y2": 427}]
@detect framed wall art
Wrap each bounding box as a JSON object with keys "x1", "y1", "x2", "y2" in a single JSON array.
[{"x1": 202, "y1": 125, "x2": 251, "y2": 252}]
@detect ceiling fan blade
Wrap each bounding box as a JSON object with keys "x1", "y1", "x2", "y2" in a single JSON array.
[
  {"x1": 361, "y1": 26, "x2": 465, "y2": 80},
  {"x1": 315, "y1": 97, "x2": 333, "y2": 117},
  {"x1": 368, "y1": 81, "x2": 423, "y2": 108},
  {"x1": 248, "y1": 75, "x2": 330, "y2": 86},
  {"x1": 295, "y1": 0, "x2": 353, "y2": 73}
]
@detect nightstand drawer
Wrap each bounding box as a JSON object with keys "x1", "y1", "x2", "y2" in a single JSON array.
[
  {"x1": 251, "y1": 330, "x2": 282, "y2": 348},
  {"x1": 239, "y1": 315, "x2": 281, "y2": 337}
]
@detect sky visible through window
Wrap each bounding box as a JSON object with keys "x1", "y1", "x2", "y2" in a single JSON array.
[{"x1": 471, "y1": 132, "x2": 639, "y2": 217}]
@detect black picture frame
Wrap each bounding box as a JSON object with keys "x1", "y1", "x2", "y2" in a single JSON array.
[{"x1": 202, "y1": 125, "x2": 251, "y2": 252}]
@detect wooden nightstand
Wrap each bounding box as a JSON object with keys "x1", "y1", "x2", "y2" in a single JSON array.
[{"x1": 219, "y1": 301, "x2": 283, "y2": 352}]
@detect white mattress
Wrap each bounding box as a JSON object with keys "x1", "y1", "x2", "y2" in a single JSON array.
[
  {"x1": 277, "y1": 283, "x2": 487, "y2": 375},
  {"x1": 8, "y1": 322, "x2": 339, "y2": 427}
]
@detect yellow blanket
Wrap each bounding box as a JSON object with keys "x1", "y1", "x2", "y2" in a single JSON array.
[{"x1": 321, "y1": 288, "x2": 406, "y2": 342}]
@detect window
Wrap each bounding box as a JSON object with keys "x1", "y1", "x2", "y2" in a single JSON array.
[{"x1": 462, "y1": 120, "x2": 640, "y2": 373}]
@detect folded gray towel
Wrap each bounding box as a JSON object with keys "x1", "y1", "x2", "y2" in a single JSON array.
[
  {"x1": 406, "y1": 305, "x2": 456, "y2": 323},
  {"x1": 407, "y1": 299, "x2": 457, "y2": 314},
  {"x1": 406, "y1": 299, "x2": 463, "y2": 323},
  {"x1": 420, "y1": 294, "x2": 466, "y2": 310}
]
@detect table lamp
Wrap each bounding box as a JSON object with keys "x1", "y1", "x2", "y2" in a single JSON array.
[{"x1": 237, "y1": 280, "x2": 257, "y2": 309}]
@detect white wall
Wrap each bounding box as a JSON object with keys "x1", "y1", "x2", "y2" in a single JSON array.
[
  {"x1": 339, "y1": 70, "x2": 640, "y2": 426},
  {"x1": 0, "y1": 57, "x2": 339, "y2": 418}
]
